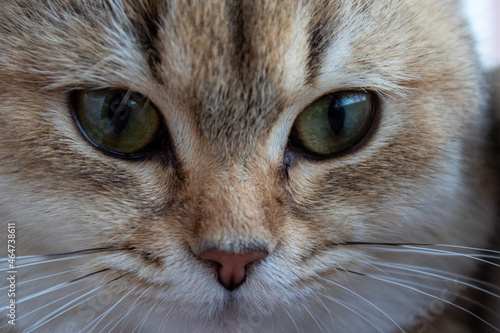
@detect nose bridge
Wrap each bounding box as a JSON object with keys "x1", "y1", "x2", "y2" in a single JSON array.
[{"x1": 189, "y1": 162, "x2": 274, "y2": 255}]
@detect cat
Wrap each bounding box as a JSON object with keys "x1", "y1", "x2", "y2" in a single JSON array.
[{"x1": 0, "y1": 0, "x2": 499, "y2": 332}]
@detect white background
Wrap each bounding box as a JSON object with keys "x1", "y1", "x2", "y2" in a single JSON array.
[{"x1": 461, "y1": 0, "x2": 500, "y2": 69}]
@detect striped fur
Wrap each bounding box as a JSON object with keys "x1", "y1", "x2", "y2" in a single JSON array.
[{"x1": 0, "y1": 1, "x2": 498, "y2": 332}]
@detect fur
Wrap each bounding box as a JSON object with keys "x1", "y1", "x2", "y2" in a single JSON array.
[{"x1": 0, "y1": 0, "x2": 498, "y2": 332}]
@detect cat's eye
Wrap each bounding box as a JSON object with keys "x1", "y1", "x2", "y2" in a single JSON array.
[
  {"x1": 72, "y1": 89, "x2": 163, "y2": 156},
  {"x1": 290, "y1": 91, "x2": 375, "y2": 157}
]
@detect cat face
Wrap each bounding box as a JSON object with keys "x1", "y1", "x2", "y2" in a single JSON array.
[{"x1": 0, "y1": 0, "x2": 497, "y2": 332}]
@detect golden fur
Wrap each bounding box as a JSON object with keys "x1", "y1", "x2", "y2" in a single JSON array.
[{"x1": 0, "y1": 0, "x2": 498, "y2": 332}]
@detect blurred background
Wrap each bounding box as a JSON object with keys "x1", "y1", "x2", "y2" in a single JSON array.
[{"x1": 461, "y1": 0, "x2": 500, "y2": 69}]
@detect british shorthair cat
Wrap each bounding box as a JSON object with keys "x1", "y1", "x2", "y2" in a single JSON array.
[{"x1": 0, "y1": 0, "x2": 499, "y2": 332}]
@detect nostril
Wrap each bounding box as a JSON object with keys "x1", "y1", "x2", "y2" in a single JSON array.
[{"x1": 199, "y1": 250, "x2": 268, "y2": 291}]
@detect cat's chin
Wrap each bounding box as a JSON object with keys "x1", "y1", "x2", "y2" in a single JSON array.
[
  {"x1": 102, "y1": 281, "x2": 305, "y2": 333},
  {"x1": 112, "y1": 276, "x2": 423, "y2": 333},
  {"x1": 143, "y1": 276, "x2": 301, "y2": 324}
]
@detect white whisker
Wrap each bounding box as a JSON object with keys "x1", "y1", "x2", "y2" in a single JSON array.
[
  {"x1": 17, "y1": 269, "x2": 107, "y2": 304},
  {"x1": 106, "y1": 287, "x2": 152, "y2": 333},
  {"x1": 316, "y1": 291, "x2": 384, "y2": 333},
  {"x1": 25, "y1": 283, "x2": 109, "y2": 332},
  {"x1": 132, "y1": 303, "x2": 155, "y2": 333},
  {"x1": 0, "y1": 256, "x2": 87, "y2": 271},
  {"x1": 373, "y1": 262, "x2": 499, "y2": 292},
  {"x1": 373, "y1": 261, "x2": 500, "y2": 300},
  {"x1": 158, "y1": 305, "x2": 174, "y2": 333},
  {"x1": 358, "y1": 246, "x2": 500, "y2": 268},
  {"x1": 402, "y1": 246, "x2": 500, "y2": 268},
  {"x1": 0, "y1": 248, "x2": 119, "y2": 262},
  {"x1": 0, "y1": 284, "x2": 95, "y2": 330},
  {"x1": 0, "y1": 268, "x2": 77, "y2": 291},
  {"x1": 365, "y1": 274, "x2": 500, "y2": 332},
  {"x1": 321, "y1": 251, "x2": 393, "y2": 277},
  {"x1": 318, "y1": 276, "x2": 405, "y2": 332},
  {"x1": 284, "y1": 307, "x2": 301, "y2": 333},
  {"x1": 434, "y1": 244, "x2": 500, "y2": 255},
  {"x1": 300, "y1": 302, "x2": 326, "y2": 333},
  {"x1": 365, "y1": 269, "x2": 500, "y2": 319},
  {"x1": 80, "y1": 286, "x2": 137, "y2": 333},
  {"x1": 300, "y1": 282, "x2": 335, "y2": 327},
  {"x1": 18, "y1": 281, "x2": 75, "y2": 304}
]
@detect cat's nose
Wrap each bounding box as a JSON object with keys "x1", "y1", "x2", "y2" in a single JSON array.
[{"x1": 199, "y1": 249, "x2": 268, "y2": 291}]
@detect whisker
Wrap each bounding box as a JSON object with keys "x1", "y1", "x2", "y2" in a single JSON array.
[
  {"x1": 106, "y1": 287, "x2": 152, "y2": 333},
  {"x1": 25, "y1": 275, "x2": 126, "y2": 333},
  {"x1": 434, "y1": 244, "x2": 500, "y2": 255},
  {"x1": 341, "y1": 243, "x2": 500, "y2": 257},
  {"x1": 363, "y1": 269, "x2": 500, "y2": 319},
  {"x1": 316, "y1": 291, "x2": 384, "y2": 332},
  {"x1": 27, "y1": 292, "x2": 100, "y2": 333},
  {"x1": 359, "y1": 247, "x2": 497, "y2": 259},
  {"x1": 157, "y1": 306, "x2": 175, "y2": 333},
  {"x1": 319, "y1": 251, "x2": 393, "y2": 277},
  {"x1": 18, "y1": 269, "x2": 109, "y2": 304},
  {"x1": 317, "y1": 275, "x2": 405, "y2": 332},
  {"x1": 299, "y1": 282, "x2": 335, "y2": 328},
  {"x1": 81, "y1": 286, "x2": 138, "y2": 333},
  {"x1": 1, "y1": 256, "x2": 94, "y2": 271},
  {"x1": 402, "y1": 246, "x2": 500, "y2": 269},
  {"x1": 350, "y1": 269, "x2": 444, "y2": 293},
  {"x1": 300, "y1": 302, "x2": 326, "y2": 333},
  {"x1": 363, "y1": 273, "x2": 500, "y2": 332},
  {"x1": 70, "y1": 269, "x2": 110, "y2": 283},
  {"x1": 381, "y1": 263, "x2": 500, "y2": 293},
  {"x1": 118, "y1": 295, "x2": 157, "y2": 333},
  {"x1": 0, "y1": 268, "x2": 77, "y2": 291},
  {"x1": 17, "y1": 281, "x2": 77, "y2": 305},
  {"x1": 131, "y1": 304, "x2": 155, "y2": 333},
  {"x1": 0, "y1": 247, "x2": 126, "y2": 262},
  {"x1": 0, "y1": 283, "x2": 96, "y2": 330},
  {"x1": 351, "y1": 245, "x2": 500, "y2": 268},
  {"x1": 336, "y1": 255, "x2": 500, "y2": 319},
  {"x1": 284, "y1": 307, "x2": 301, "y2": 333},
  {"x1": 373, "y1": 262, "x2": 500, "y2": 300},
  {"x1": 472, "y1": 254, "x2": 500, "y2": 260},
  {"x1": 343, "y1": 242, "x2": 431, "y2": 247},
  {"x1": 332, "y1": 266, "x2": 455, "y2": 296}
]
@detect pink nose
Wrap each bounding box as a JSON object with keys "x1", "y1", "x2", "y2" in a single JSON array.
[{"x1": 199, "y1": 250, "x2": 268, "y2": 291}]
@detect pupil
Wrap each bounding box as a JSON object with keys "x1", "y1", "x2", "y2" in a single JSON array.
[
  {"x1": 107, "y1": 94, "x2": 131, "y2": 135},
  {"x1": 328, "y1": 99, "x2": 345, "y2": 135}
]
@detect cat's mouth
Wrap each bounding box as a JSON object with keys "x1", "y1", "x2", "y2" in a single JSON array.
[
  {"x1": 16, "y1": 240, "x2": 500, "y2": 332},
  {"x1": 79, "y1": 245, "x2": 269, "y2": 295}
]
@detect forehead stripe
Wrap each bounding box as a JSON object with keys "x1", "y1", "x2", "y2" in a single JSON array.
[{"x1": 306, "y1": 7, "x2": 337, "y2": 84}]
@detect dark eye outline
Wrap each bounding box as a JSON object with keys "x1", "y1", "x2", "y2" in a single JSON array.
[
  {"x1": 287, "y1": 91, "x2": 380, "y2": 161},
  {"x1": 69, "y1": 89, "x2": 170, "y2": 160}
]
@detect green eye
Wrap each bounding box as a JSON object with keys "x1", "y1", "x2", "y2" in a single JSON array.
[
  {"x1": 290, "y1": 92, "x2": 374, "y2": 156},
  {"x1": 73, "y1": 89, "x2": 162, "y2": 156}
]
